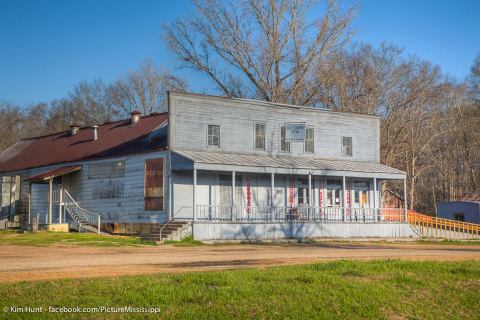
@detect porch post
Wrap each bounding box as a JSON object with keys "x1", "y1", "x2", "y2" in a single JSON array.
[
  {"x1": 59, "y1": 180, "x2": 63, "y2": 224},
  {"x1": 48, "y1": 178, "x2": 53, "y2": 225},
  {"x1": 403, "y1": 178, "x2": 408, "y2": 222},
  {"x1": 28, "y1": 182, "x2": 32, "y2": 225},
  {"x1": 270, "y1": 172, "x2": 275, "y2": 221},
  {"x1": 308, "y1": 173, "x2": 312, "y2": 220},
  {"x1": 373, "y1": 177, "x2": 377, "y2": 222},
  {"x1": 342, "y1": 176, "x2": 347, "y2": 222},
  {"x1": 193, "y1": 168, "x2": 197, "y2": 222},
  {"x1": 231, "y1": 171, "x2": 236, "y2": 221}
]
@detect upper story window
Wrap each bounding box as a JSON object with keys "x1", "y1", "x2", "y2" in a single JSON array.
[
  {"x1": 342, "y1": 136, "x2": 353, "y2": 157},
  {"x1": 280, "y1": 126, "x2": 290, "y2": 152},
  {"x1": 207, "y1": 125, "x2": 220, "y2": 147},
  {"x1": 304, "y1": 127, "x2": 314, "y2": 153},
  {"x1": 255, "y1": 122, "x2": 265, "y2": 150}
]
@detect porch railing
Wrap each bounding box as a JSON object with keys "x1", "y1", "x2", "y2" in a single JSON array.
[{"x1": 196, "y1": 205, "x2": 405, "y2": 223}]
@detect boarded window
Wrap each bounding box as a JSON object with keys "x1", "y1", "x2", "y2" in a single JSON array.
[
  {"x1": 88, "y1": 161, "x2": 125, "y2": 179},
  {"x1": 342, "y1": 136, "x2": 353, "y2": 157},
  {"x1": 92, "y1": 180, "x2": 125, "y2": 199},
  {"x1": 144, "y1": 158, "x2": 164, "y2": 211}
]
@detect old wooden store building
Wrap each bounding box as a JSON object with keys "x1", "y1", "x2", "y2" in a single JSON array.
[{"x1": 0, "y1": 92, "x2": 415, "y2": 240}]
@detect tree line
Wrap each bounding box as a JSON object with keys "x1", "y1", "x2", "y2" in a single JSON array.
[{"x1": 1, "y1": 0, "x2": 478, "y2": 214}]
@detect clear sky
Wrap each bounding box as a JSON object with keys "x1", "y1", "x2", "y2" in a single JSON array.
[{"x1": 0, "y1": 0, "x2": 479, "y2": 105}]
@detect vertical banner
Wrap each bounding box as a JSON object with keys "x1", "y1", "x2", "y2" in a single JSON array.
[
  {"x1": 288, "y1": 176, "x2": 295, "y2": 207},
  {"x1": 346, "y1": 179, "x2": 351, "y2": 218},
  {"x1": 246, "y1": 176, "x2": 251, "y2": 214}
]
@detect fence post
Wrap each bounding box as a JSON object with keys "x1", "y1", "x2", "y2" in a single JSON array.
[{"x1": 97, "y1": 216, "x2": 101, "y2": 233}]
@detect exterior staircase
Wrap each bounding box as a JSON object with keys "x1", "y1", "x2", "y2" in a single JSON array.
[
  {"x1": 141, "y1": 221, "x2": 192, "y2": 242},
  {"x1": 63, "y1": 190, "x2": 102, "y2": 233},
  {"x1": 408, "y1": 211, "x2": 480, "y2": 240}
]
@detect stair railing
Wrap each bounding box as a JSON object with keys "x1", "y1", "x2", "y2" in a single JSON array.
[
  {"x1": 63, "y1": 190, "x2": 102, "y2": 233},
  {"x1": 158, "y1": 206, "x2": 191, "y2": 242}
]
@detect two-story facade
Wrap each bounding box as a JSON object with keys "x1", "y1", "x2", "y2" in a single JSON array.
[{"x1": 0, "y1": 92, "x2": 415, "y2": 240}]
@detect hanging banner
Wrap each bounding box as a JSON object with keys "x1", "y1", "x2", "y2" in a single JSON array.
[
  {"x1": 246, "y1": 176, "x2": 251, "y2": 214},
  {"x1": 285, "y1": 123, "x2": 306, "y2": 142},
  {"x1": 318, "y1": 178, "x2": 324, "y2": 208},
  {"x1": 288, "y1": 176, "x2": 295, "y2": 207},
  {"x1": 346, "y1": 179, "x2": 351, "y2": 218}
]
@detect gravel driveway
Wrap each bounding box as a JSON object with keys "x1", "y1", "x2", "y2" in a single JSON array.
[{"x1": 1, "y1": 242, "x2": 479, "y2": 283}]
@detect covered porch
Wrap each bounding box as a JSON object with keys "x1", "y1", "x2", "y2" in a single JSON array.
[
  {"x1": 26, "y1": 165, "x2": 101, "y2": 232},
  {"x1": 171, "y1": 150, "x2": 408, "y2": 225}
]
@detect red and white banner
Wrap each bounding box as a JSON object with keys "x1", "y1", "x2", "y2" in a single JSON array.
[
  {"x1": 318, "y1": 178, "x2": 324, "y2": 208},
  {"x1": 246, "y1": 176, "x2": 251, "y2": 213},
  {"x1": 288, "y1": 176, "x2": 295, "y2": 207},
  {"x1": 346, "y1": 179, "x2": 351, "y2": 218}
]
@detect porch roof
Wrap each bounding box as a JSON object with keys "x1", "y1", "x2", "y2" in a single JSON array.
[
  {"x1": 25, "y1": 165, "x2": 82, "y2": 182},
  {"x1": 172, "y1": 150, "x2": 406, "y2": 180}
]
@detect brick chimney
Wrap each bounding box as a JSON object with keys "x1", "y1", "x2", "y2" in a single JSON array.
[{"x1": 130, "y1": 110, "x2": 141, "y2": 124}]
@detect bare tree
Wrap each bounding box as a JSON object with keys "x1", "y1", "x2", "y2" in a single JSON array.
[
  {"x1": 162, "y1": 0, "x2": 358, "y2": 104},
  {"x1": 109, "y1": 60, "x2": 187, "y2": 116}
]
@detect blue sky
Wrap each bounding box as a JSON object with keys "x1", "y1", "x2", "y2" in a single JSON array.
[{"x1": 0, "y1": 0, "x2": 479, "y2": 105}]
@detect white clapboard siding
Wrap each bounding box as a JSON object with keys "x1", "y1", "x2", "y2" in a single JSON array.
[
  {"x1": 1, "y1": 151, "x2": 170, "y2": 224},
  {"x1": 169, "y1": 93, "x2": 380, "y2": 162}
]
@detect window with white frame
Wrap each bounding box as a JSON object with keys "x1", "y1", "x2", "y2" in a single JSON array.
[
  {"x1": 207, "y1": 125, "x2": 220, "y2": 147},
  {"x1": 342, "y1": 136, "x2": 353, "y2": 157},
  {"x1": 280, "y1": 126, "x2": 290, "y2": 152},
  {"x1": 304, "y1": 127, "x2": 314, "y2": 153},
  {"x1": 255, "y1": 122, "x2": 265, "y2": 150}
]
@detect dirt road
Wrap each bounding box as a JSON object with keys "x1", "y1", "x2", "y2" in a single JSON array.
[{"x1": 0, "y1": 242, "x2": 479, "y2": 283}]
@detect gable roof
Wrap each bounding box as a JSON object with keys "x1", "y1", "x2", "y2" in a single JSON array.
[{"x1": 0, "y1": 113, "x2": 168, "y2": 174}]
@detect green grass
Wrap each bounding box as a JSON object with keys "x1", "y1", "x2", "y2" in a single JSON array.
[
  {"x1": 417, "y1": 239, "x2": 480, "y2": 246},
  {"x1": 0, "y1": 260, "x2": 479, "y2": 319},
  {"x1": 0, "y1": 230, "x2": 156, "y2": 247},
  {"x1": 163, "y1": 235, "x2": 204, "y2": 246}
]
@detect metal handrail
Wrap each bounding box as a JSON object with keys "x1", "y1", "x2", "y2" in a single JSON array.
[
  {"x1": 63, "y1": 190, "x2": 102, "y2": 233},
  {"x1": 158, "y1": 206, "x2": 191, "y2": 242}
]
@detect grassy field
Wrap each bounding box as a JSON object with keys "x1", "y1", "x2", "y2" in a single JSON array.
[
  {"x1": 0, "y1": 260, "x2": 479, "y2": 319},
  {"x1": 0, "y1": 230, "x2": 156, "y2": 247}
]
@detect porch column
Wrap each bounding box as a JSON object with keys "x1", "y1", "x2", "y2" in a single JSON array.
[
  {"x1": 48, "y1": 178, "x2": 53, "y2": 224},
  {"x1": 271, "y1": 173, "x2": 275, "y2": 221},
  {"x1": 403, "y1": 178, "x2": 408, "y2": 222},
  {"x1": 28, "y1": 183, "x2": 32, "y2": 225},
  {"x1": 59, "y1": 182, "x2": 63, "y2": 224},
  {"x1": 308, "y1": 173, "x2": 312, "y2": 220},
  {"x1": 193, "y1": 168, "x2": 197, "y2": 222},
  {"x1": 373, "y1": 177, "x2": 377, "y2": 222},
  {"x1": 342, "y1": 176, "x2": 347, "y2": 222},
  {"x1": 231, "y1": 171, "x2": 236, "y2": 222}
]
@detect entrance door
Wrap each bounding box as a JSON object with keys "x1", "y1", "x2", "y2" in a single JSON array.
[
  {"x1": 219, "y1": 175, "x2": 232, "y2": 219},
  {"x1": 325, "y1": 179, "x2": 342, "y2": 220},
  {"x1": 351, "y1": 181, "x2": 371, "y2": 221}
]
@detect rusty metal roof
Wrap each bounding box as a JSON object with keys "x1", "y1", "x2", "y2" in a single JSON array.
[
  {"x1": 26, "y1": 166, "x2": 82, "y2": 181},
  {"x1": 0, "y1": 113, "x2": 168, "y2": 174}
]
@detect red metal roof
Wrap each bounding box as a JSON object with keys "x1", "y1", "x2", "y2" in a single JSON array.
[
  {"x1": 457, "y1": 193, "x2": 480, "y2": 202},
  {"x1": 0, "y1": 113, "x2": 168, "y2": 174},
  {"x1": 26, "y1": 166, "x2": 82, "y2": 181}
]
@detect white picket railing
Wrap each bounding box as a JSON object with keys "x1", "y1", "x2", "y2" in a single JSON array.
[{"x1": 196, "y1": 205, "x2": 405, "y2": 223}]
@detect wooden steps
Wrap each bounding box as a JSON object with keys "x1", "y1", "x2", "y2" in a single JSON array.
[{"x1": 141, "y1": 221, "x2": 191, "y2": 242}]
